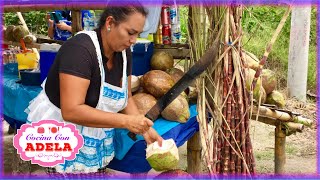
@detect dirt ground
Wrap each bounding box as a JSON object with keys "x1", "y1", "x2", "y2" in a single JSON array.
[{"x1": 2, "y1": 97, "x2": 317, "y2": 176}]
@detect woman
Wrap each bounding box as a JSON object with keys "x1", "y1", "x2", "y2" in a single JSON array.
[{"x1": 26, "y1": 6, "x2": 163, "y2": 174}]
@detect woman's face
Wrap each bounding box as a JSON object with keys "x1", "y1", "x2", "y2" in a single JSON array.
[{"x1": 108, "y1": 12, "x2": 146, "y2": 52}]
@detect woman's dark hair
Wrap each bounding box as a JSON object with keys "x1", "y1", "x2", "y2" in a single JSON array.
[{"x1": 98, "y1": 6, "x2": 148, "y2": 29}]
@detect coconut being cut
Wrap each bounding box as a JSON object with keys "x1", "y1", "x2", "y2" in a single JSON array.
[{"x1": 146, "y1": 139, "x2": 179, "y2": 171}]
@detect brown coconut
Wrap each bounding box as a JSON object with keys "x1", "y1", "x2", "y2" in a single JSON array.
[
  {"x1": 161, "y1": 95, "x2": 190, "y2": 123},
  {"x1": 166, "y1": 67, "x2": 184, "y2": 83},
  {"x1": 4, "y1": 25, "x2": 15, "y2": 41},
  {"x1": 150, "y1": 51, "x2": 174, "y2": 71},
  {"x1": 265, "y1": 90, "x2": 286, "y2": 108},
  {"x1": 13, "y1": 25, "x2": 29, "y2": 42},
  {"x1": 132, "y1": 93, "x2": 157, "y2": 116},
  {"x1": 142, "y1": 70, "x2": 175, "y2": 98},
  {"x1": 261, "y1": 69, "x2": 277, "y2": 95}
]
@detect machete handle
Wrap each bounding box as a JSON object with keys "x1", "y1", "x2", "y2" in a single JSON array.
[{"x1": 127, "y1": 113, "x2": 154, "y2": 141}]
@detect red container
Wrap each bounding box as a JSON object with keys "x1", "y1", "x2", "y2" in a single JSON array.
[
  {"x1": 162, "y1": 24, "x2": 171, "y2": 45},
  {"x1": 161, "y1": 6, "x2": 171, "y2": 25}
]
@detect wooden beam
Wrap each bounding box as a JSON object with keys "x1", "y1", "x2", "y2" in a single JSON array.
[
  {"x1": 71, "y1": 10, "x2": 83, "y2": 34},
  {"x1": 187, "y1": 132, "x2": 202, "y2": 175},
  {"x1": 4, "y1": 4, "x2": 108, "y2": 13}
]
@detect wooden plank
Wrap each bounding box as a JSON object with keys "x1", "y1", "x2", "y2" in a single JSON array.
[
  {"x1": 4, "y1": 4, "x2": 107, "y2": 13},
  {"x1": 3, "y1": 40, "x2": 41, "y2": 49}
]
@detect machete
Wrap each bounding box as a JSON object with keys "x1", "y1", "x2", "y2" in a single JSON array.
[{"x1": 128, "y1": 38, "x2": 220, "y2": 141}]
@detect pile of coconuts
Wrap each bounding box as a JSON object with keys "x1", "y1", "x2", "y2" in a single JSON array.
[
  {"x1": 243, "y1": 50, "x2": 285, "y2": 108},
  {"x1": 131, "y1": 51, "x2": 197, "y2": 123},
  {"x1": 4, "y1": 25, "x2": 37, "y2": 44}
]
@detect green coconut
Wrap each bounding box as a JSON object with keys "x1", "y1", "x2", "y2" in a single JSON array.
[
  {"x1": 142, "y1": 70, "x2": 175, "y2": 98},
  {"x1": 150, "y1": 51, "x2": 174, "y2": 71},
  {"x1": 245, "y1": 68, "x2": 262, "y2": 98},
  {"x1": 265, "y1": 90, "x2": 286, "y2": 108},
  {"x1": 253, "y1": 86, "x2": 267, "y2": 104},
  {"x1": 261, "y1": 69, "x2": 277, "y2": 95},
  {"x1": 166, "y1": 67, "x2": 184, "y2": 83},
  {"x1": 161, "y1": 95, "x2": 190, "y2": 123},
  {"x1": 146, "y1": 139, "x2": 179, "y2": 171},
  {"x1": 13, "y1": 25, "x2": 29, "y2": 42},
  {"x1": 132, "y1": 93, "x2": 157, "y2": 116},
  {"x1": 4, "y1": 25, "x2": 16, "y2": 41}
]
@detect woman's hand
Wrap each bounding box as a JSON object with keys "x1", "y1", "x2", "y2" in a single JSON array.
[
  {"x1": 126, "y1": 115, "x2": 154, "y2": 135},
  {"x1": 56, "y1": 22, "x2": 72, "y2": 32},
  {"x1": 143, "y1": 128, "x2": 163, "y2": 146},
  {"x1": 45, "y1": 13, "x2": 54, "y2": 27}
]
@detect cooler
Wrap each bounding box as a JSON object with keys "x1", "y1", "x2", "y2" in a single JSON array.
[
  {"x1": 131, "y1": 39, "x2": 154, "y2": 76},
  {"x1": 39, "y1": 43, "x2": 61, "y2": 82}
]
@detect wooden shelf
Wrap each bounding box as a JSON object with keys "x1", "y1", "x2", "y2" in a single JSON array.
[{"x1": 3, "y1": 40, "x2": 41, "y2": 49}]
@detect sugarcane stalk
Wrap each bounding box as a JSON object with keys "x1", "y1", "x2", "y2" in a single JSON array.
[
  {"x1": 250, "y1": 6, "x2": 292, "y2": 91},
  {"x1": 230, "y1": 86, "x2": 236, "y2": 174}
]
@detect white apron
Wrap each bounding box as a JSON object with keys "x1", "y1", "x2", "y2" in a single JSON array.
[{"x1": 25, "y1": 31, "x2": 128, "y2": 173}]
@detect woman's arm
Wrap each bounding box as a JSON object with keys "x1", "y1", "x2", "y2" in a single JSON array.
[{"x1": 59, "y1": 73, "x2": 153, "y2": 135}]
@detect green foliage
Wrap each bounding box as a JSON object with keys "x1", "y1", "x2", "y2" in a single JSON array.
[
  {"x1": 4, "y1": 11, "x2": 48, "y2": 35},
  {"x1": 241, "y1": 6, "x2": 317, "y2": 92},
  {"x1": 179, "y1": 6, "x2": 189, "y2": 43}
]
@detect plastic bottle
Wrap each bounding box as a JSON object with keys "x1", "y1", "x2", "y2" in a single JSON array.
[
  {"x1": 83, "y1": 13, "x2": 90, "y2": 31},
  {"x1": 88, "y1": 11, "x2": 95, "y2": 31}
]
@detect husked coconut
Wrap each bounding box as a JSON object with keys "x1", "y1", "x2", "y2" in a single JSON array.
[
  {"x1": 142, "y1": 70, "x2": 175, "y2": 98},
  {"x1": 151, "y1": 51, "x2": 174, "y2": 71},
  {"x1": 13, "y1": 25, "x2": 29, "y2": 42},
  {"x1": 266, "y1": 90, "x2": 286, "y2": 108},
  {"x1": 132, "y1": 93, "x2": 157, "y2": 116},
  {"x1": 5, "y1": 25, "x2": 15, "y2": 41},
  {"x1": 23, "y1": 34, "x2": 37, "y2": 44},
  {"x1": 261, "y1": 69, "x2": 277, "y2": 95},
  {"x1": 166, "y1": 67, "x2": 184, "y2": 83},
  {"x1": 146, "y1": 139, "x2": 179, "y2": 171},
  {"x1": 161, "y1": 95, "x2": 190, "y2": 123}
]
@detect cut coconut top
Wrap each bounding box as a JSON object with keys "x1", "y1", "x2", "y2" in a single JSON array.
[{"x1": 146, "y1": 138, "x2": 178, "y2": 159}]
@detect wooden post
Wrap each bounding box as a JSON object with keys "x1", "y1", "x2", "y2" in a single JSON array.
[
  {"x1": 287, "y1": 7, "x2": 311, "y2": 102},
  {"x1": 274, "y1": 124, "x2": 286, "y2": 174},
  {"x1": 71, "y1": 10, "x2": 82, "y2": 34},
  {"x1": 187, "y1": 131, "x2": 201, "y2": 175}
]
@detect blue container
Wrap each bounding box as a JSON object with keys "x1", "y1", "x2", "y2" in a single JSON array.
[
  {"x1": 131, "y1": 42, "x2": 154, "y2": 76},
  {"x1": 40, "y1": 51, "x2": 57, "y2": 82}
]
